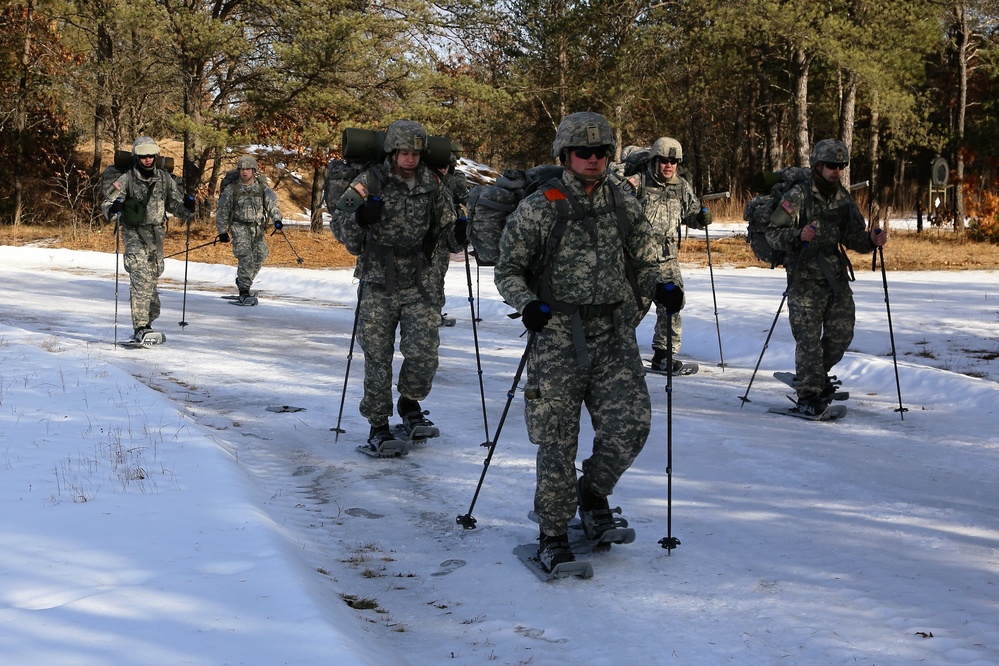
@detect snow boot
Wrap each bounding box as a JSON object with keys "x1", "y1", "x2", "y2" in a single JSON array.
[
  {"x1": 396, "y1": 396, "x2": 439, "y2": 439},
  {"x1": 794, "y1": 394, "x2": 831, "y2": 417},
  {"x1": 577, "y1": 475, "x2": 619, "y2": 540},
  {"x1": 537, "y1": 531, "x2": 575, "y2": 573},
  {"x1": 237, "y1": 288, "x2": 258, "y2": 306},
  {"x1": 650, "y1": 349, "x2": 683, "y2": 374}
]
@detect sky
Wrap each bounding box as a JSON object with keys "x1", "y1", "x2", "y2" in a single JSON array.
[{"x1": 0, "y1": 222, "x2": 997, "y2": 666}]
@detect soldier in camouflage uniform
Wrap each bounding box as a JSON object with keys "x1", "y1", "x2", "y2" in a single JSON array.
[
  {"x1": 103, "y1": 136, "x2": 193, "y2": 342},
  {"x1": 621, "y1": 137, "x2": 711, "y2": 372},
  {"x1": 766, "y1": 139, "x2": 888, "y2": 415},
  {"x1": 494, "y1": 112, "x2": 683, "y2": 572},
  {"x1": 332, "y1": 120, "x2": 466, "y2": 448},
  {"x1": 216, "y1": 155, "x2": 283, "y2": 304},
  {"x1": 433, "y1": 145, "x2": 469, "y2": 326}
]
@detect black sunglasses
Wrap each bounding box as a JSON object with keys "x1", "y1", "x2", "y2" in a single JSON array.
[
  {"x1": 824, "y1": 161, "x2": 848, "y2": 170},
  {"x1": 572, "y1": 146, "x2": 609, "y2": 160},
  {"x1": 660, "y1": 157, "x2": 680, "y2": 165}
]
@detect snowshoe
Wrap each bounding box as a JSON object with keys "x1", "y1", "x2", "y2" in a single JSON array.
[
  {"x1": 575, "y1": 476, "x2": 636, "y2": 551},
  {"x1": 773, "y1": 372, "x2": 848, "y2": 401},
  {"x1": 357, "y1": 424, "x2": 410, "y2": 458},
  {"x1": 768, "y1": 397, "x2": 847, "y2": 422},
  {"x1": 646, "y1": 357, "x2": 698, "y2": 376},
  {"x1": 439, "y1": 313, "x2": 456, "y2": 327},
  {"x1": 514, "y1": 531, "x2": 593, "y2": 582},
  {"x1": 120, "y1": 327, "x2": 165, "y2": 349},
  {"x1": 397, "y1": 396, "x2": 440, "y2": 440}
]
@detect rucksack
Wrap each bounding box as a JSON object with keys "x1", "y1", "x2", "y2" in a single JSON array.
[
  {"x1": 743, "y1": 167, "x2": 811, "y2": 268},
  {"x1": 100, "y1": 150, "x2": 178, "y2": 225},
  {"x1": 622, "y1": 148, "x2": 652, "y2": 177},
  {"x1": 322, "y1": 159, "x2": 365, "y2": 215},
  {"x1": 466, "y1": 165, "x2": 564, "y2": 267}
]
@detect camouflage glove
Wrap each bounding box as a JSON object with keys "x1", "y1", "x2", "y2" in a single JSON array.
[
  {"x1": 654, "y1": 282, "x2": 684, "y2": 313},
  {"x1": 695, "y1": 208, "x2": 712, "y2": 228},
  {"x1": 522, "y1": 301, "x2": 552, "y2": 332},
  {"x1": 217, "y1": 232, "x2": 230, "y2": 243}
]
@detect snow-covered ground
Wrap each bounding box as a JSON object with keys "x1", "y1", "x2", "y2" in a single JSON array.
[{"x1": 0, "y1": 238, "x2": 996, "y2": 665}]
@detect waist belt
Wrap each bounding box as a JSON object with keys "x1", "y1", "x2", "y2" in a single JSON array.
[{"x1": 546, "y1": 301, "x2": 622, "y2": 368}]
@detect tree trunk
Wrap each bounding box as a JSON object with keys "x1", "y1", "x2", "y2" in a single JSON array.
[
  {"x1": 954, "y1": 0, "x2": 969, "y2": 233},
  {"x1": 13, "y1": 0, "x2": 36, "y2": 227},
  {"x1": 792, "y1": 46, "x2": 811, "y2": 167},
  {"x1": 839, "y1": 70, "x2": 857, "y2": 187},
  {"x1": 869, "y1": 90, "x2": 882, "y2": 225},
  {"x1": 311, "y1": 165, "x2": 325, "y2": 232}
]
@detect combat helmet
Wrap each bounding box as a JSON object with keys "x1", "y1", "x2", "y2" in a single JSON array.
[
  {"x1": 236, "y1": 155, "x2": 258, "y2": 171},
  {"x1": 383, "y1": 119, "x2": 428, "y2": 153},
  {"x1": 131, "y1": 136, "x2": 161, "y2": 158},
  {"x1": 551, "y1": 112, "x2": 616, "y2": 159},
  {"x1": 651, "y1": 137, "x2": 683, "y2": 163},
  {"x1": 810, "y1": 139, "x2": 850, "y2": 167}
]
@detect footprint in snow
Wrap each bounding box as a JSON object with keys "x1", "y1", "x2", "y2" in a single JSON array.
[{"x1": 431, "y1": 559, "x2": 466, "y2": 576}]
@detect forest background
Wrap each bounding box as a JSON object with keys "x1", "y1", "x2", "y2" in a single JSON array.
[{"x1": 4, "y1": 0, "x2": 999, "y2": 252}]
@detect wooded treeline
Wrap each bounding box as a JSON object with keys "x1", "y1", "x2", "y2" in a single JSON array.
[{"x1": 3, "y1": 0, "x2": 999, "y2": 237}]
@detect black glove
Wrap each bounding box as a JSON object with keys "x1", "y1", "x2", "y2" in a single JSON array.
[
  {"x1": 273, "y1": 220, "x2": 283, "y2": 231},
  {"x1": 454, "y1": 216, "x2": 468, "y2": 246},
  {"x1": 696, "y1": 207, "x2": 712, "y2": 228},
  {"x1": 654, "y1": 282, "x2": 684, "y2": 312},
  {"x1": 217, "y1": 232, "x2": 231, "y2": 243},
  {"x1": 522, "y1": 300, "x2": 552, "y2": 332},
  {"x1": 184, "y1": 195, "x2": 196, "y2": 213},
  {"x1": 109, "y1": 199, "x2": 123, "y2": 216},
  {"x1": 354, "y1": 196, "x2": 384, "y2": 228}
]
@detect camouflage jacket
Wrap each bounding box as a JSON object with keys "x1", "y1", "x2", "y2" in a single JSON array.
[
  {"x1": 331, "y1": 159, "x2": 459, "y2": 290},
  {"x1": 623, "y1": 166, "x2": 701, "y2": 260},
  {"x1": 765, "y1": 178, "x2": 875, "y2": 284},
  {"x1": 102, "y1": 167, "x2": 189, "y2": 226},
  {"x1": 216, "y1": 177, "x2": 282, "y2": 233},
  {"x1": 494, "y1": 169, "x2": 673, "y2": 327}
]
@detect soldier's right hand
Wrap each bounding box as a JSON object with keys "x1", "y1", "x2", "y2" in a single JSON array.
[
  {"x1": 217, "y1": 232, "x2": 231, "y2": 243},
  {"x1": 800, "y1": 224, "x2": 817, "y2": 243},
  {"x1": 522, "y1": 301, "x2": 552, "y2": 332},
  {"x1": 109, "y1": 199, "x2": 123, "y2": 217}
]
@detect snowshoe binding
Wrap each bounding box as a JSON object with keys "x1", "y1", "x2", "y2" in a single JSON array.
[
  {"x1": 647, "y1": 352, "x2": 698, "y2": 376},
  {"x1": 773, "y1": 372, "x2": 848, "y2": 401},
  {"x1": 397, "y1": 396, "x2": 440, "y2": 441},
  {"x1": 357, "y1": 424, "x2": 411, "y2": 458},
  {"x1": 768, "y1": 395, "x2": 847, "y2": 422},
  {"x1": 514, "y1": 531, "x2": 593, "y2": 582},
  {"x1": 575, "y1": 476, "x2": 636, "y2": 552}
]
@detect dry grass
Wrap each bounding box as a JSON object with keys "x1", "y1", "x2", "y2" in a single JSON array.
[{"x1": 4, "y1": 218, "x2": 999, "y2": 272}]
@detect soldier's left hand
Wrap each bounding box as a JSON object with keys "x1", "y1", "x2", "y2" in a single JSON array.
[
  {"x1": 871, "y1": 228, "x2": 887, "y2": 247},
  {"x1": 654, "y1": 282, "x2": 684, "y2": 312},
  {"x1": 696, "y1": 207, "x2": 712, "y2": 227},
  {"x1": 184, "y1": 195, "x2": 196, "y2": 213}
]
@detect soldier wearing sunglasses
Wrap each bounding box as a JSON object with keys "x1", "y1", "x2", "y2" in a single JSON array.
[
  {"x1": 765, "y1": 138, "x2": 888, "y2": 417},
  {"x1": 622, "y1": 137, "x2": 709, "y2": 373}
]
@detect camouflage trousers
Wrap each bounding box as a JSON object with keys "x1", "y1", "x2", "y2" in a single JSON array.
[
  {"x1": 357, "y1": 282, "x2": 440, "y2": 425},
  {"x1": 787, "y1": 278, "x2": 856, "y2": 400},
  {"x1": 231, "y1": 224, "x2": 269, "y2": 293},
  {"x1": 121, "y1": 224, "x2": 165, "y2": 329},
  {"x1": 650, "y1": 255, "x2": 685, "y2": 354},
  {"x1": 523, "y1": 320, "x2": 652, "y2": 537},
  {"x1": 432, "y1": 246, "x2": 451, "y2": 310}
]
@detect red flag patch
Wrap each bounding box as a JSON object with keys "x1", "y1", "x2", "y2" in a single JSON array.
[{"x1": 780, "y1": 200, "x2": 795, "y2": 215}]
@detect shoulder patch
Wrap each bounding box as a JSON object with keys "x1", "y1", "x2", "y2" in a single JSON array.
[
  {"x1": 544, "y1": 187, "x2": 567, "y2": 202},
  {"x1": 626, "y1": 176, "x2": 640, "y2": 188},
  {"x1": 780, "y1": 200, "x2": 795, "y2": 215},
  {"x1": 351, "y1": 182, "x2": 369, "y2": 199}
]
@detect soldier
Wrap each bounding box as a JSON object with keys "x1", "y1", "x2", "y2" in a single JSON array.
[
  {"x1": 433, "y1": 144, "x2": 469, "y2": 327},
  {"x1": 216, "y1": 155, "x2": 283, "y2": 305},
  {"x1": 494, "y1": 112, "x2": 683, "y2": 573},
  {"x1": 765, "y1": 138, "x2": 888, "y2": 416},
  {"x1": 103, "y1": 136, "x2": 193, "y2": 344},
  {"x1": 331, "y1": 120, "x2": 467, "y2": 450},
  {"x1": 622, "y1": 137, "x2": 711, "y2": 373}
]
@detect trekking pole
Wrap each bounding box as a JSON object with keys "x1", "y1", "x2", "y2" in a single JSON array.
[
  {"x1": 701, "y1": 191, "x2": 730, "y2": 370},
  {"x1": 271, "y1": 226, "x2": 305, "y2": 264},
  {"x1": 463, "y1": 246, "x2": 491, "y2": 443},
  {"x1": 331, "y1": 276, "x2": 365, "y2": 442},
  {"x1": 658, "y1": 311, "x2": 680, "y2": 553},
  {"x1": 874, "y1": 239, "x2": 907, "y2": 420},
  {"x1": 457, "y1": 332, "x2": 535, "y2": 530},
  {"x1": 165, "y1": 237, "x2": 220, "y2": 259},
  {"x1": 113, "y1": 207, "x2": 122, "y2": 347},
  {"x1": 738, "y1": 291, "x2": 787, "y2": 408},
  {"x1": 178, "y1": 213, "x2": 192, "y2": 328}
]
